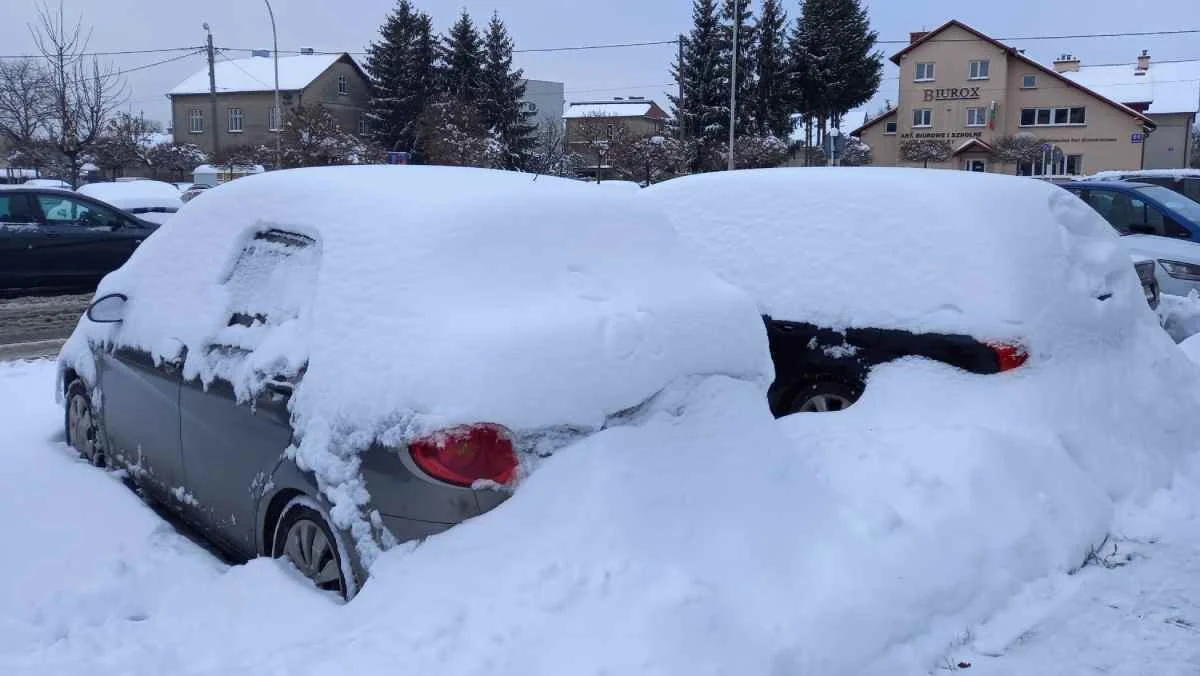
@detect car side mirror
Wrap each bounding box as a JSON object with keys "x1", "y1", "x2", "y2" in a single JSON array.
[{"x1": 86, "y1": 293, "x2": 128, "y2": 323}]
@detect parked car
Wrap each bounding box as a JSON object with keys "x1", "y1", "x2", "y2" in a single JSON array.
[
  {"x1": 57, "y1": 165, "x2": 768, "y2": 599},
  {"x1": 77, "y1": 180, "x2": 183, "y2": 225},
  {"x1": 0, "y1": 186, "x2": 157, "y2": 295},
  {"x1": 1060, "y1": 180, "x2": 1200, "y2": 297},
  {"x1": 1133, "y1": 255, "x2": 1160, "y2": 309},
  {"x1": 23, "y1": 178, "x2": 73, "y2": 189},
  {"x1": 644, "y1": 168, "x2": 1147, "y2": 416},
  {"x1": 179, "y1": 184, "x2": 210, "y2": 203},
  {"x1": 1087, "y1": 170, "x2": 1200, "y2": 203}
]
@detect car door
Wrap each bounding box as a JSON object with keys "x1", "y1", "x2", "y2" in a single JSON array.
[
  {"x1": 97, "y1": 345, "x2": 186, "y2": 502},
  {"x1": 0, "y1": 192, "x2": 43, "y2": 290},
  {"x1": 176, "y1": 229, "x2": 319, "y2": 557},
  {"x1": 30, "y1": 192, "x2": 149, "y2": 288}
]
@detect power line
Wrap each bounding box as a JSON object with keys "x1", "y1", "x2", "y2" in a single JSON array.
[
  {"x1": 878, "y1": 28, "x2": 1200, "y2": 45},
  {"x1": 0, "y1": 46, "x2": 202, "y2": 60},
  {"x1": 215, "y1": 50, "x2": 272, "y2": 89},
  {"x1": 117, "y1": 49, "x2": 205, "y2": 76}
]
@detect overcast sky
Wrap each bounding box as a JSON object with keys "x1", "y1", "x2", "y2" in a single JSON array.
[{"x1": 2, "y1": 0, "x2": 1197, "y2": 129}]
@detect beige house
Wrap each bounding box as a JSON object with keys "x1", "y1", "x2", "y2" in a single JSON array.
[
  {"x1": 853, "y1": 20, "x2": 1156, "y2": 176},
  {"x1": 564, "y1": 98, "x2": 669, "y2": 178},
  {"x1": 168, "y1": 52, "x2": 370, "y2": 161}
]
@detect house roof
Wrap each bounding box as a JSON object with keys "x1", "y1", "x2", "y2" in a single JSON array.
[
  {"x1": 563, "y1": 100, "x2": 667, "y2": 120},
  {"x1": 849, "y1": 108, "x2": 896, "y2": 136},
  {"x1": 1062, "y1": 59, "x2": 1200, "y2": 115},
  {"x1": 952, "y1": 138, "x2": 995, "y2": 155},
  {"x1": 887, "y1": 20, "x2": 1156, "y2": 129},
  {"x1": 169, "y1": 53, "x2": 358, "y2": 95}
]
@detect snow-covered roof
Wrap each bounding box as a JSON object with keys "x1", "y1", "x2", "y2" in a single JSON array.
[
  {"x1": 77, "y1": 181, "x2": 183, "y2": 212},
  {"x1": 1061, "y1": 59, "x2": 1200, "y2": 114},
  {"x1": 564, "y1": 101, "x2": 654, "y2": 119},
  {"x1": 169, "y1": 53, "x2": 347, "y2": 95}
]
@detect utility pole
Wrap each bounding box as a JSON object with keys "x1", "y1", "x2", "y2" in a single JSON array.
[
  {"x1": 727, "y1": 0, "x2": 738, "y2": 171},
  {"x1": 677, "y1": 34, "x2": 685, "y2": 140},
  {"x1": 204, "y1": 23, "x2": 220, "y2": 161},
  {"x1": 264, "y1": 0, "x2": 281, "y2": 169}
]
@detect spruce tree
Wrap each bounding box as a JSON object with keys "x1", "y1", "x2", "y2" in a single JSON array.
[
  {"x1": 479, "y1": 12, "x2": 537, "y2": 169},
  {"x1": 753, "y1": 0, "x2": 793, "y2": 139},
  {"x1": 669, "y1": 0, "x2": 728, "y2": 171},
  {"x1": 363, "y1": 0, "x2": 436, "y2": 153},
  {"x1": 787, "y1": 0, "x2": 830, "y2": 163},
  {"x1": 440, "y1": 10, "x2": 484, "y2": 105},
  {"x1": 818, "y1": 0, "x2": 882, "y2": 130}
]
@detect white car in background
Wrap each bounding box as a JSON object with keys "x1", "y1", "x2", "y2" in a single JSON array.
[{"x1": 77, "y1": 180, "x2": 183, "y2": 225}]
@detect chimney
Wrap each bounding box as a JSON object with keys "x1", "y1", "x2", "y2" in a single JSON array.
[
  {"x1": 299, "y1": 47, "x2": 315, "y2": 55},
  {"x1": 1053, "y1": 53, "x2": 1080, "y2": 73},
  {"x1": 909, "y1": 31, "x2": 928, "y2": 44},
  {"x1": 1137, "y1": 49, "x2": 1151, "y2": 72}
]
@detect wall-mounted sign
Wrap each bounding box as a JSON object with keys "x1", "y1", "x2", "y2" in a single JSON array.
[
  {"x1": 923, "y1": 87, "x2": 982, "y2": 101},
  {"x1": 899, "y1": 131, "x2": 983, "y2": 140},
  {"x1": 1131, "y1": 133, "x2": 1144, "y2": 144}
]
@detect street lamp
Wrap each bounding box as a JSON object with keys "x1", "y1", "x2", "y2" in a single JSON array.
[
  {"x1": 727, "y1": 0, "x2": 739, "y2": 171},
  {"x1": 264, "y1": 0, "x2": 281, "y2": 170}
]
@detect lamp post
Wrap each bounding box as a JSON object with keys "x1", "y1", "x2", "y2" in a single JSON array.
[
  {"x1": 727, "y1": 0, "x2": 738, "y2": 171},
  {"x1": 264, "y1": 0, "x2": 281, "y2": 170}
]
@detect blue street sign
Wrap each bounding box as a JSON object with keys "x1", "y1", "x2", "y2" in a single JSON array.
[
  {"x1": 387, "y1": 151, "x2": 410, "y2": 165},
  {"x1": 1131, "y1": 133, "x2": 1144, "y2": 144}
]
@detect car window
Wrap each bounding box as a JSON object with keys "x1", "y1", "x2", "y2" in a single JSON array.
[
  {"x1": 35, "y1": 194, "x2": 125, "y2": 229},
  {"x1": 0, "y1": 194, "x2": 38, "y2": 225},
  {"x1": 1081, "y1": 190, "x2": 1123, "y2": 232},
  {"x1": 1135, "y1": 185, "x2": 1200, "y2": 227}
]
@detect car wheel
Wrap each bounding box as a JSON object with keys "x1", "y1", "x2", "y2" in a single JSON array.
[
  {"x1": 272, "y1": 497, "x2": 351, "y2": 599},
  {"x1": 789, "y1": 381, "x2": 860, "y2": 414},
  {"x1": 65, "y1": 380, "x2": 105, "y2": 466}
]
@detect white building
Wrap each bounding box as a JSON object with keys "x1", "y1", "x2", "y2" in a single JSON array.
[{"x1": 521, "y1": 79, "x2": 565, "y2": 142}]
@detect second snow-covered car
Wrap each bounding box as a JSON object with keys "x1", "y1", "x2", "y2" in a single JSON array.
[
  {"x1": 644, "y1": 168, "x2": 1148, "y2": 415},
  {"x1": 57, "y1": 165, "x2": 769, "y2": 600}
]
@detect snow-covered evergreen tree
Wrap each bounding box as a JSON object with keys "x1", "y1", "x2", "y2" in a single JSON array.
[
  {"x1": 753, "y1": 0, "x2": 792, "y2": 139},
  {"x1": 669, "y1": 0, "x2": 727, "y2": 170},
  {"x1": 814, "y1": 0, "x2": 882, "y2": 130},
  {"x1": 785, "y1": 3, "x2": 824, "y2": 164},
  {"x1": 479, "y1": 13, "x2": 537, "y2": 170},
  {"x1": 280, "y1": 104, "x2": 367, "y2": 168},
  {"x1": 363, "y1": 0, "x2": 437, "y2": 154},
  {"x1": 719, "y1": 0, "x2": 757, "y2": 137},
  {"x1": 417, "y1": 95, "x2": 501, "y2": 168},
  {"x1": 440, "y1": 10, "x2": 484, "y2": 105}
]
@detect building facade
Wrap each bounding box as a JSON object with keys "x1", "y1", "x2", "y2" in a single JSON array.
[
  {"x1": 1057, "y1": 53, "x2": 1199, "y2": 170},
  {"x1": 854, "y1": 21, "x2": 1156, "y2": 176},
  {"x1": 521, "y1": 79, "x2": 566, "y2": 138},
  {"x1": 169, "y1": 52, "x2": 369, "y2": 161}
]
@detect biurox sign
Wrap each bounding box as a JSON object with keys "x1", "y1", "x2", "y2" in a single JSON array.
[{"x1": 923, "y1": 87, "x2": 982, "y2": 101}]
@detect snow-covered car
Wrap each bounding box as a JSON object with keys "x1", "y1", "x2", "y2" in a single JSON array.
[
  {"x1": 1133, "y1": 255, "x2": 1160, "y2": 309},
  {"x1": 179, "y1": 184, "x2": 210, "y2": 203},
  {"x1": 1087, "y1": 168, "x2": 1200, "y2": 203},
  {"x1": 56, "y1": 165, "x2": 768, "y2": 599},
  {"x1": 643, "y1": 168, "x2": 1158, "y2": 415},
  {"x1": 23, "y1": 178, "x2": 72, "y2": 189},
  {"x1": 77, "y1": 180, "x2": 183, "y2": 225}
]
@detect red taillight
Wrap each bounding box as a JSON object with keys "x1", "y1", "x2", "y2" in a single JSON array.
[
  {"x1": 409, "y1": 424, "x2": 517, "y2": 487},
  {"x1": 988, "y1": 342, "x2": 1029, "y2": 372}
]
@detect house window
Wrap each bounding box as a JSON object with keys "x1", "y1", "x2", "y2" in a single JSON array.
[
  {"x1": 965, "y1": 107, "x2": 988, "y2": 127},
  {"x1": 1020, "y1": 106, "x2": 1086, "y2": 127},
  {"x1": 912, "y1": 108, "x2": 933, "y2": 128},
  {"x1": 337, "y1": 74, "x2": 349, "y2": 96},
  {"x1": 228, "y1": 107, "x2": 243, "y2": 133},
  {"x1": 884, "y1": 120, "x2": 897, "y2": 134},
  {"x1": 1066, "y1": 154, "x2": 1083, "y2": 176},
  {"x1": 1022, "y1": 74, "x2": 1037, "y2": 89},
  {"x1": 915, "y1": 62, "x2": 935, "y2": 81},
  {"x1": 969, "y1": 59, "x2": 990, "y2": 80},
  {"x1": 188, "y1": 108, "x2": 204, "y2": 133},
  {"x1": 268, "y1": 106, "x2": 280, "y2": 132},
  {"x1": 964, "y1": 159, "x2": 987, "y2": 172},
  {"x1": 606, "y1": 124, "x2": 614, "y2": 141},
  {"x1": 358, "y1": 114, "x2": 369, "y2": 135}
]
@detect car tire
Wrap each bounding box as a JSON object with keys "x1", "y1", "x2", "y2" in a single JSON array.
[
  {"x1": 272, "y1": 497, "x2": 353, "y2": 599},
  {"x1": 788, "y1": 380, "x2": 861, "y2": 414},
  {"x1": 65, "y1": 380, "x2": 105, "y2": 467}
]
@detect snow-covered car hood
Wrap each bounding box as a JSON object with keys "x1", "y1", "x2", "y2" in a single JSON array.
[{"x1": 643, "y1": 168, "x2": 1142, "y2": 351}]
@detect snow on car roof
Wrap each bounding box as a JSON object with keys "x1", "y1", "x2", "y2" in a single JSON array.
[
  {"x1": 169, "y1": 53, "x2": 346, "y2": 95},
  {"x1": 77, "y1": 180, "x2": 183, "y2": 211},
  {"x1": 643, "y1": 168, "x2": 1135, "y2": 344},
  {"x1": 1087, "y1": 168, "x2": 1200, "y2": 181}
]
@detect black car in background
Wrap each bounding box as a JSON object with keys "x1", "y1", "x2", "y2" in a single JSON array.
[{"x1": 0, "y1": 186, "x2": 157, "y2": 296}]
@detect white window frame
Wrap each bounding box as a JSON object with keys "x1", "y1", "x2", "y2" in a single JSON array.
[
  {"x1": 965, "y1": 106, "x2": 988, "y2": 127},
  {"x1": 915, "y1": 62, "x2": 935, "y2": 82},
  {"x1": 1019, "y1": 106, "x2": 1086, "y2": 128},
  {"x1": 357, "y1": 114, "x2": 369, "y2": 135},
  {"x1": 227, "y1": 107, "x2": 243, "y2": 133},
  {"x1": 912, "y1": 108, "x2": 933, "y2": 128},
  {"x1": 188, "y1": 108, "x2": 204, "y2": 133},
  {"x1": 268, "y1": 106, "x2": 280, "y2": 132},
  {"x1": 964, "y1": 159, "x2": 987, "y2": 172},
  {"x1": 968, "y1": 59, "x2": 990, "y2": 80},
  {"x1": 884, "y1": 120, "x2": 898, "y2": 135},
  {"x1": 1021, "y1": 74, "x2": 1038, "y2": 89},
  {"x1": 337, "y1": 74, "x2": 349, "y2": 96}
]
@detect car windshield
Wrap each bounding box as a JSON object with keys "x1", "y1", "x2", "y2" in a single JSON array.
[{"x1": 1135, "y1": 185, "x2": 1200, "y2": 224}]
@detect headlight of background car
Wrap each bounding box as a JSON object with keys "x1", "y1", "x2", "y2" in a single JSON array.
[{"x1": 1158, "y1": 259, "x2": 1200, "y2": 281}]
